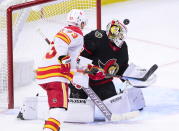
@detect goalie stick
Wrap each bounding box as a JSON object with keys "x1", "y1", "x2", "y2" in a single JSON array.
[
  {"x1": 77, "y1": 64, "x2": 158, "y2": 82},
  {"x1": 96, "y1": 64, "x2": 158, "y2": 82},
  {"x1": 122, "y1": 64, "x2": 158, "y2": 81}
]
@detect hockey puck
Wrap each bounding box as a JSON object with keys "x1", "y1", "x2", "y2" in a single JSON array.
[{"x1": 123, "y1": 19, "x2": 130, "y2": 25}]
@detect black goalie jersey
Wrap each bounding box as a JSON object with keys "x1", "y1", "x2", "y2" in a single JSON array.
[{"x1": 80, "y1": 29, "x2": 129, "y2": 86}]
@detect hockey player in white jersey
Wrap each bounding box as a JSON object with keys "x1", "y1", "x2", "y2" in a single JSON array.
[{"x1": 35, "y1": 9, "x2": 87, "y2": 131}]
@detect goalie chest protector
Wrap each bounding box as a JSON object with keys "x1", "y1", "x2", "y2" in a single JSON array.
[{"x1": 81, "y1": 30, "x2": 129, "y2": 76}]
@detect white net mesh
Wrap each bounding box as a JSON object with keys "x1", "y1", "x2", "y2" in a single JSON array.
[{"x1": 0, "y1": 0, "x2": 99, "y2": 108}]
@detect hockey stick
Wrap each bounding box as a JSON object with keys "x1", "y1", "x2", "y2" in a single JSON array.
[
  {"x1": 81, "y1": 86, "x2": 140, "y2": 121},
  {"x1": 101, "y1": 64, "x2": 158, "y2": 82},
  {"x1": 76, "y1": 64, "x2": 158, "y2": 82},
  {"x1": 36, "y1": 28, "x2": 51, "y2": 45}
]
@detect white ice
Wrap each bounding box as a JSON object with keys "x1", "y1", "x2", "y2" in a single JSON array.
[{"x1": 1, "y1": 0, "x2": 179, "y2": 131}]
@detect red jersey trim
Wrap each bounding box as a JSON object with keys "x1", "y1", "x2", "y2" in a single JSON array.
[{"x1": 65, "y1": 26, "x2": 83, "y2": 36}]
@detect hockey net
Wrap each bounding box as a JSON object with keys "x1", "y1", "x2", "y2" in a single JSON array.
[{"x1": 0, "y1": 0, "x2": 101, "y2": 109}]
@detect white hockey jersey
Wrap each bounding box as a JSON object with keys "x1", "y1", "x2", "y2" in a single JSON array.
[{"x1": 36, "y1": 26, "x2": 84, "y2": 84}]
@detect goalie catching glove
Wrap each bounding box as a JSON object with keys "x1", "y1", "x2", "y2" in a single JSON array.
[{"x1": 87, "y1": 64, "x2": 105, "y2": 80}]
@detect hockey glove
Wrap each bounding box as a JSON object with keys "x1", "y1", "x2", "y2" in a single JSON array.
[
  {"x1": 57, "y1": 55, "x2": 74, "y2": 81},
  {"x1": 58, "y1": 55, "x2": 71, "y2": 73},
  {"x1": 87, "y1": 64, "x2": 105, "y2": 80}
]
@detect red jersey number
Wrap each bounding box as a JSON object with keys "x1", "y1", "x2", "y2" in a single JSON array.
[{"x1": 45, "y1": 45, "x2": 57, "y2": 59}]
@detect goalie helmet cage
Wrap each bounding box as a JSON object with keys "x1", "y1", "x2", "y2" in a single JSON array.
[{"x1": 0, "y1": 0, "x2": 101, "y2": 109}]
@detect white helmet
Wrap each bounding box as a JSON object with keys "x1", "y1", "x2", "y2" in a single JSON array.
[
  {"x1": 66, "y1": 9, "x2": 87, "y2": 29},
  {"x1": 106, "y1": 19, "x2": 127, "y2": 47}
]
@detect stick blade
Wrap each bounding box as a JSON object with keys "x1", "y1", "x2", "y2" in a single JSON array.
[{"x1": 140, "y1": 64, "x2": 158, "y2": 81}]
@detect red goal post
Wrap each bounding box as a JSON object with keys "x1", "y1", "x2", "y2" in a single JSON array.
[{"x1": 0, "y1": 0, "x2": 101, "y2": 109}]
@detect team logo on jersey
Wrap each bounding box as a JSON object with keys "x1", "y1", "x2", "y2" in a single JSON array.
[
  {"x1": 95, "y1": 31, "x2": 103, "y2": 38},
  {"x1": 52, "y1": 98, "x2": 57, "y2": 103},
  {"x1": 98, "y1": 59, "x2": 119, "y2": 78}
]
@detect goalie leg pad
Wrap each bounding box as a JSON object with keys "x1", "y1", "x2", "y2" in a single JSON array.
[
  {"x1": 36, "y1": 97, "x2": 95, "y2": 123},
  {"x1": 94, "y1": 92, "x2": 131, "y2": 120},
  {"x1": 127, "y1": 87, "x2": 145, "y2": 111},
  {"x1": 17, "y1": 97, "x2": 38, "y2": 120},
  {"x1": 65, "y1": 98, "x2": 95, "y2": 123}
]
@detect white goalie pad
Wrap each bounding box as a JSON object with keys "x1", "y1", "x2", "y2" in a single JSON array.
[
  {"x1": 37, "y1": 96, "x2": 95, "y2": 122},
  {"x1": 36, "y1": 96, "x2": 49, "y2": 120},
  {"x1": 37, "y1": 97, "x2": 95, "y2": 123},
  {"x1": 95, "y1": 81, "x2": 145, "y2": 120},
  {"x1": 114, "y1": 78, "x2": 145, "y2": 110},
  {"x1": 18, "y1": 97, "x2": 38, "y2": 120},
  {"x1": 18, "y1": 96, "x2": 95, "y2": 123},
  {"x1": 19, "y1": 91, "x2": 144, "y2": 122},
  {"x1": 95, "y1": 91, "x2": 131, "y2": 120},
  {"x1": 118, "y1": 80, "x2": 146, "y2": 111},
  {"x1": 65, "y1": 98, "x2": 95, "y2": 123},
  {"x1": 127, "y1": 87, "x2": 145, "y2": 111}
]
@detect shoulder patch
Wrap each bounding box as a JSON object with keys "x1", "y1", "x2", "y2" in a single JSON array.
[{"x1": 95, "y1": 31, "x2": 103, "y2": 38}]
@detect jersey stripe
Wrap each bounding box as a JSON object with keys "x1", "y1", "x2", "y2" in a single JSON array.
[
  {"x1": 55, "y1": 32, "x2": 71, "y2": 44},
  {"x1": 37, "y1": 65, "x2": 61, "y2": 71},
  {"x1": 36, "y1": 65, "x2": 74, "y2": 81},
  {"x1": 36, "y1": 72, "x2": 73, "y2": 81},
  {"x1": 48, "y1": 118, "x2": 61, "y2": 126},
  {"x1": 44, "y1": 125, "x2": 57, "y2": 131},
  {"x1": 62, "y1": 83, "x2": 68, "y2": 108}
]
